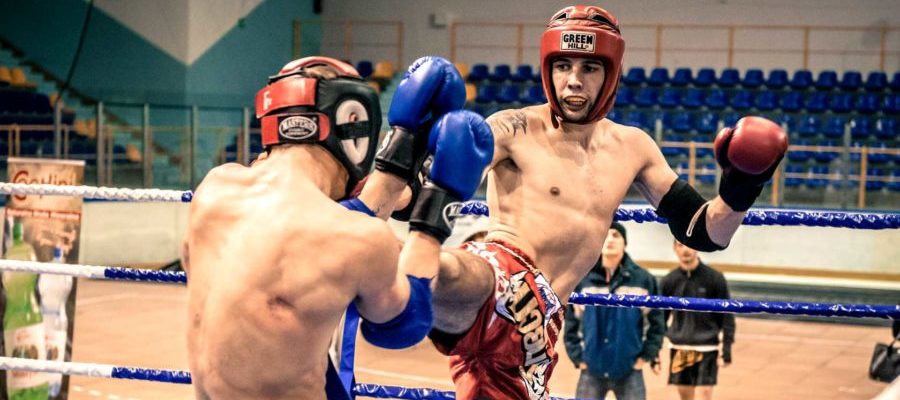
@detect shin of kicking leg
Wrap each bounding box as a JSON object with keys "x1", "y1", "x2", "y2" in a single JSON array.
[{"x1": 431, "y1": 248, "x2": 495, "y2": 334}]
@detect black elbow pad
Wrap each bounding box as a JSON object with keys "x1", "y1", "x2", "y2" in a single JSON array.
[{"x1": 656, "y1": 179, "x2": 726, "y2": 252}]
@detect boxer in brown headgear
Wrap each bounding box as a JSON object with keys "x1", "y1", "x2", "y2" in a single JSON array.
[{"x1": 412, "y1": 5, "x2": 789, "y2": 399}]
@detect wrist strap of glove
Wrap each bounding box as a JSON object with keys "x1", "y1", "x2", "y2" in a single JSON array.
[
  {"x1": 375, "y1": 126, "x2": 426, "y2": 182},
  {"x1": 718, "y1": 170, "x2": 765, "y2": 212},
  {"x1": 408, "y1": 183, "x2": 462, "y2": 243}
]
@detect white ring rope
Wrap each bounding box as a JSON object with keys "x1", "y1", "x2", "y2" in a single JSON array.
[
  {"x1": 0, "y1": 182, "x2": 190, "y2": 202},
  {"x1": 0, "y1": 357, "x2": 113, "y2": 378}
]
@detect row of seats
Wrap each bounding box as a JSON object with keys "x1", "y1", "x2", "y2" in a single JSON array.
[
  {"x1": 0, "y1": 88, "x2": 75, "y2": 126},
  {"x1": 622, "y1": 68, "x2": 899, "y2": 92},
  {"x1": 670, "y1": 161, "x2": 900, "y2": 191},
  {"x1": 783, "y1": 165, "x2": 900, "y2": 191},
  {"x1": 787, "y1": 140, "x2": 896, "y2": 164},
  {"x1": 461, "y1": 63, "x2": 900, "y2": 93},
  {"x1": 617, "y1": 86, "x2": 900, "y2": 114},
  {"x1": 473, "y1": 84, "x2": 546, "y2": 105},
  {"x1": 0, "y1": 65, "x2": 36, "y2": 89},
  {"x1": 611, "y1": 109, "x2": 897, "y2": 139}
]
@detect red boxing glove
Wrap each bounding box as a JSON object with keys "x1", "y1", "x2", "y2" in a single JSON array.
[{"x1": 714, "y1": 116, "x2": 789, "y2": 211}]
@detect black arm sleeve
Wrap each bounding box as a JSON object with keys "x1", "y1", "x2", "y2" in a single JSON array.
[{"x1": 656, "y1": 179, "x2": 727, "y2": 252}]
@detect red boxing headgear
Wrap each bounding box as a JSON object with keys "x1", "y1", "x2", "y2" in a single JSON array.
[
  {"x1": 540, "y1": 5, "x2": 625, "y2": 124},
  {"x1": 254, "y1": 56, "x2": 381, "y2": 198}
]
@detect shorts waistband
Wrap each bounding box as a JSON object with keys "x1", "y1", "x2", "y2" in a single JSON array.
[{"x1": 483, "y1": 239, "x2": 537, "y2": 270}]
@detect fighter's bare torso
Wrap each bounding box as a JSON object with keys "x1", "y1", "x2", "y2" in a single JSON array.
[
  {"x1": 484, "y1": 104, "x2": 676, "y2": 299},
  {"x1": 184, "y1": 152, "x2": 396, "y2": 400}
]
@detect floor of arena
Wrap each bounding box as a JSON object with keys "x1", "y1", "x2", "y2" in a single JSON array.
[{"x1": 68, "y1": 279, "x2": 892, "y2": 400}]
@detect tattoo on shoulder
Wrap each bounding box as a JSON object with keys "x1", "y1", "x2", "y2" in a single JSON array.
[{"x1": 489, "y1": 111, "x2": 528, "y2": 136}]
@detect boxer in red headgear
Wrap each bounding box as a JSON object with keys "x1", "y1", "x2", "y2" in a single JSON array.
[
  {"x1": 408, "y1": 5, "x2": 788, "y2": 399},
  {"x1": 182, "y1": 55, "x2": 493, "y2": 400}
]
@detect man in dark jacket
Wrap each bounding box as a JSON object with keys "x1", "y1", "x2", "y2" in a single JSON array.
[
  {"x1": 564, "y1": 222, "x2": 666, "y2": 400},
  {"x1": 660, "y1": 240, "x2": 736, "y2": 400}
]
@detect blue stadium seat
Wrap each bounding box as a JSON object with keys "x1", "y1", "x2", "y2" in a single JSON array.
[
  {"x1": 884, "y1": 94, "x2": 900, "y2": 114},
  {"x1": 729, "y1": 90, "x2": 752, "y2": 110},
  {"x1": 607, "y1": 109, "x2": 621, "y2": 123},
  {"x1": 468, "y1": 64, "x2": 489, "y2": 82},
  {"x1": 787, "y1": 140, "x2": 811, "y2": 162},
  {"x1": 753, "y1": 91, "x2": 777, "y2": 111},
  {"x1": 623, "y1": 110, "x2": 650, "y2": 131},
  {"x1": 742, "y1": 69, "x2": 764, "y2": 88},
  {"x1": 849, "y1": 141, "x2": 864, "y2": 163},
  {"x1": 865, "y1": 72, "x2": 887, "y2": 91},
  {"x1": 823, "y1": 115, "x2": 847, "y2": 139},
  {"x1": 851, "y1": 117, "x2": 873, "y2": 140},
  {"x1": 774, "y1": 114, "x2": 797, "y2": 132},
  {"x1": 868, "y1": 141, "x2": 891, "y2": 165},
  {"x1": 866, "y1": 168, "x2": 886, "y2": 191},
  {"x1": 840, "y1": 71, "x2": 862, "y2": 91},
  {"x1": 784, "y1": 165, "x2": 805, "y2": 188},
  {"x1": 704, "y1": 90, "x2": 727, "y2": 110},
  {"x1": 696, "y1": 112, "x2": 719, "y2": 134},
  {"x1": 804, "y1": 92, "x2": 828, "y2": 113},
  {"x1": 670, "y1": 112, "x2": 693, "y2": 133},
  {"x1": 489, "y1": 64, "x2": 512, "y2": 82},
  {"x1": 623, "y1": 67, "x2": 646, "y2": 86},
  {"x1": 806, "y1": 165, "x2": 830, "y2": 189},
  {"x1": 722, "y1": 112, "x2": 741, "y2": 128},
  {"x1": 766, "y1": 69, "x2": 789, "y2": 89},
  {"x1": 856, "y1": 93, "x2": 880, "y2": 114},
  {"x1": 475, "y1": 84, "x2": 499, "y2": 103},
  {"x1": 355, "y1": 61, "x2": 374, "y2": 78},
  {"x1": 511, "y1": 65, "x2": 534, "y2": 83},
  {"x1": 671, "y1": 68, "x2": 693, "y2": 87},
  {"x1": 648, "y1": 68, "x2": 670, "y2": 86},
  {"x1": 889, "y1": 169, "x2": 900, "y2": 192},
  {"x1": 718, "y1": 69, "x2": 740, "y2": 88},
  {"x1": 662, "y1": 134, "x2": 688, "y2": 156},
  {"x1": 789, "y1": 70, "x2": 813, "y2": 90},
  {"x1": 813, "y1": 140, "x2": 840, "y2": 164},
  {"x1": 521, "y1": 85, "x2": 546, "y2": 104},
  {"x1": 875, "y1": 117, "x2": 897, "y2": 140},
  {"x1": 694, "y1": 136, "x2": 714, "y2": 159},
  {"x1": 779, "y1": 92, "x2": 802, "y2": 112},
  {"x1": 495, "y1": 84, "x2": 520, "y2": 103},
  {"x1": 674, "y1": 162, "x2": 689, "y2": 180},
  {"x1": 891, "y1": 72, "x2": 900, "y2": 91},
  {"x1": 829, "y1": 93, "x2": 854, "y2": 113},
  {"x1": 797, "y1": 115, "x2": 822, "y2": 138},
  {"x1": 659, "y1": 88, "x2": 681, "y2": 108},
  {"x1": 615, "y1": 86, "x2": 634, "y2": 107},
  {"x1": 697, "y1": 162, "x2": 717, "y2": 185},
  {"x1": 634, "y1": 87, "x2": 659, "y2": 107},
  {"x1": 694, "y1": 68, "x2": 716, "y2": 87},
  {"x1": 815, "y1": 70, "x2": 838, "y2": 90},
  {"x1": 682, "y1": 89, "x2": 704, "y2": 109}
]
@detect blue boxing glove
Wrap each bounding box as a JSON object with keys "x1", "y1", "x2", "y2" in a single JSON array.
[
  {"x1": 375, "y1": 56, "x2": 465, "y2": 183},
  {"x1": 409, "y1": 110, "x2": 494, "y2": 243}
]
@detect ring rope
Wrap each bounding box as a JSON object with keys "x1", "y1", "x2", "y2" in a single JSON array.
[
  {"x1": 0, "y1": 358, "x2": 568, "y2": 399},
  {"x1": 0, "y1": 259, "x2": 186, "y2": 284},
  {"x1": 2, "y1": 182, "x2": 897, "y2": 229},
  {"x1": 0, "y1": 182, "x2": 192, "y2": 202},
  {"x1": 1, "y1": 260, "x2": 895, "y2": 319},
  {"x1": 569, "y1": 293, "x2": 900, "y2": 320}
]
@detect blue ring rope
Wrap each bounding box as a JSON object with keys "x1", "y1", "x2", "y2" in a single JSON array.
[
  {"x1": 459, "y1": 201, "x2": 900, "y2": 229},
  {"x1": 89, "y1": 266, "x2": 900, "y2": 320}
]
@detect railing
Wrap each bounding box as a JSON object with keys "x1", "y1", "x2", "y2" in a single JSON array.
[
  {"x1": 1, "y1": 109, "x2": 897, "y2": 210},
  {"x1": 293, "y1": 18, "x2": 404, "y2": 68},
  {"x1": 450, "y1": 21, "x2": 900, "y2": 71}
]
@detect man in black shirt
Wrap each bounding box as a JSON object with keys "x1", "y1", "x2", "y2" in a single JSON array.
[{"x1": 660, "y1": 240, "x2": 736, "y2": 400}]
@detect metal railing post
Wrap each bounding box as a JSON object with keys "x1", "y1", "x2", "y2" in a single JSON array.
[
  {"x1": 96, "y1": 102, "x2": 106, "y2": 185},
  {"x1": 143, "y1": 104, "x2": 152, "y2": 188}
]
